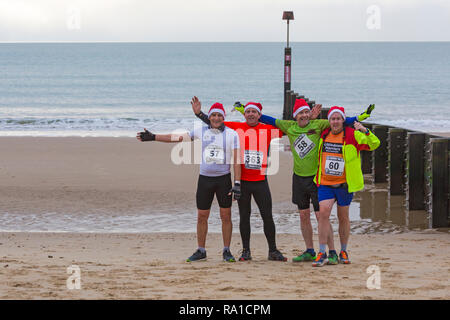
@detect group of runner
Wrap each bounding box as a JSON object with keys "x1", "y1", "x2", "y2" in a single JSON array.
[{"x1": 137, "y1": 97, "x2": 379, "y2": 267}]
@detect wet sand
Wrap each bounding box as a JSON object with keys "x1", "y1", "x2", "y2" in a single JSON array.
[{"x1": 0, "y1": 136, "x2": 292, "y2": 216}]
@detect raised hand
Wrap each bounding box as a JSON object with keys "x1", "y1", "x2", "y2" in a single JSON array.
[
  {"x1": 191, "y1": 96, "x2": 202, "y2": 115},
  {"x1": 233, "y1": 101, "x2": 245, "y2": 115},
  {"x1": 310, "y1": 103, "x2": 322, "y2": 119},
  {"x1": 358, "y1": 104, "x2": 375, "y2": 121}
]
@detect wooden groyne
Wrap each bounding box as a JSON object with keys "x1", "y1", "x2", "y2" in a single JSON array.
[{"x1": 282, "y1": 90, "x2": 450, "y2": 228}]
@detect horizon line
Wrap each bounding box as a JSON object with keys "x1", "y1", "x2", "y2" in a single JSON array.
[{"x1": 0, "y1": 40, "x2": 449, "y2": 44}]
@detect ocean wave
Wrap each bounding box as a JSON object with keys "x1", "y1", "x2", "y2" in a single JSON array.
[
  {"x1": 0, "y1": 115, "x2": 448, "y2": 137},
  {"x1": 366, "y1": 119, "x2": 450, "y2": 134}
]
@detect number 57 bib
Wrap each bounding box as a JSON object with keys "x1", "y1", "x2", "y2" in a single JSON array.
[{"x1": 204, "y1": 144, "x2": 225, "y2": 164}]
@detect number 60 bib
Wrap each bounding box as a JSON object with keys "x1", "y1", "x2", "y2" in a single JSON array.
[{"x1": 325, "y1": 156, "x2": 345, "y2": 176}]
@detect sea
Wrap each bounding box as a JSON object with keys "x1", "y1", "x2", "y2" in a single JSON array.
[
  {"x1": 0, "y1": 42, "x2": 448, "y2": 233},
  {"x1": 0, "y1": 42, "x2": 449, "y2": 136}
]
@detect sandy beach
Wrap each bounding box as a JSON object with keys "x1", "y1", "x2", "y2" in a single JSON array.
[
  {"x1": 0, "y1": 231, "x2": 449, "y2": 300},
  {"x1": 0, "y1": 136, "x2": 449, "y2": 299}
]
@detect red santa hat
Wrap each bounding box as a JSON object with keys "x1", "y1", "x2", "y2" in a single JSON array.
[
  {"x1": 208, "y1": 103, "x2": 226, "y2": 118},
  {"x1": 327, "y1": 106, "x2": 346, "y2": 120},
  {"x1": 244, "y1": 102, "x2": 263, "y2": 113},
  {"x1": 292, "y1": 99, "x2": 310, "y2": 118}
]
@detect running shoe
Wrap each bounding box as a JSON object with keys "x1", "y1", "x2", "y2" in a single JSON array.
[
  {"x1": 186, "y1": 249, "x2": 207, "y2": 262},
  {"x1": 268, "y1": 249, "x2": 288, "y2": 261},
  {"x1": 312, "y1": 252, "x2": 328, "y2": 267},
  {"x1": 339, "y1": 250, "x2": 351, "y2": 264},
  {"x1": 327, "y1": 251, "x2": 339, "y2": 265},
  {"x1": 223, "y1": 249, "x2": 236, "y2": 262},
  {"x1": 239, "y1": 248, "x2": 252, "y2": 261},
  {"x1": 292, "y1": 251, "x2": 316, "y2": 262}
]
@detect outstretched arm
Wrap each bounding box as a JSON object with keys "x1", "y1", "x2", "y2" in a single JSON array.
[
  {"x1": 136, "y1": 128, "x2": 187, "y2": 143},
  {"x1": 344, "y1": 116, "x2": 358, "y2": 126},
  {"x1": 345, "y1": 104, "x2": 375, "y2": 125},
  {"x1": 259, "y1": 114, "x2": 278, "y2": 127}
]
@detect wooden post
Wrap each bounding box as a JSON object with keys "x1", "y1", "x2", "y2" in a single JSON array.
[
  {"x1": 320, "y1": 107, "x2": 330, "y2": 120},
  {"x1": 388, "y1": 128, "x2": 406, "y2": 195},
  {"x1": 284, "y1": 90, "x2": 293, "y2": 120},
  {"x1": 283, "y1": 90, "x2": 293, "y2": 120},
  {"x1": 283, "y1": 47, "x2": 292, "y2": 120},
  {"x1": 361, "y1": 124, "x2": 373, "y2": 174},
  {"x1": 372, "y1": 125, "x2": 389, "y2": 183},
  {"x1": 406, "y1": 132, "x2": 425, "y2": 210},
  {"x1": 431, "y1": 138, "x2": 449, "y2": 228}
]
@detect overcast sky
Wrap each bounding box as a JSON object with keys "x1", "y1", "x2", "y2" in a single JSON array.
[{"x1": 0, "y1": 0, "x2": 449, "y2": 42}]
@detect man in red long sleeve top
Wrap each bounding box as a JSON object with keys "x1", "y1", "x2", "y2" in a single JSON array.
[{"x1": 191, "y1": 96, "x2": 287, "y2": 262}]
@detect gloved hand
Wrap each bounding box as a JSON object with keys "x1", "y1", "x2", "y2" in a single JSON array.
[
  {"x1": 137, "y1": 128, "x2": 156, "y2": 141},
  {"x1": 358, "y1": 104, "x2": 375, "y2": 121},
  {"x1": 229, "y1": 182, "x2": 241, "y2": 200},
  {"x1": 233, "y1": 101, "x2": 245, "y2": 115}
]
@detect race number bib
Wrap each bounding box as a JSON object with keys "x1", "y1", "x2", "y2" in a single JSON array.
[
  {"x1": 325, "y1": 156, "x2": 345, "y2": 176},
  {"x1": 204, "y1": 144, "x2": 225, "y2": 164},
  {"x1": 244, "y1": 150, "x2": 264, "y2": 170},
  {"x1": 293, "y1": 134, "x2": 315, "y2": 159}
]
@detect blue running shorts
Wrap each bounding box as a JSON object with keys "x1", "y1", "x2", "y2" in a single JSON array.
[{"x1": 318, "y1": 185, "x2": 354, "y2": 206}]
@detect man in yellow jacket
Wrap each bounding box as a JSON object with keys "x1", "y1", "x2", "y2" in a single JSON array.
[{"x1": 312, "y1": 106, "x2": 380, "y2": 267}]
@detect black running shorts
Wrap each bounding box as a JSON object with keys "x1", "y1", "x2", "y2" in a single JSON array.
[
  {"x1": 292, "y1": 174, "x2": 320, "y2": 212},
  {"x1": 196, "y1": 173, "x2": 232, "y2": 210}
]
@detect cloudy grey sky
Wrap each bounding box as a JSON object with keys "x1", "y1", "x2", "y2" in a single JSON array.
[{"x1": 0, "y1": 0, "x2": 449, "y2": 42}]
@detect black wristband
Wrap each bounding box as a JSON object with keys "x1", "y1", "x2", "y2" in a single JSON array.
[{"x1": 195, "y1": 111, "x2": 210, "y2": 123}]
